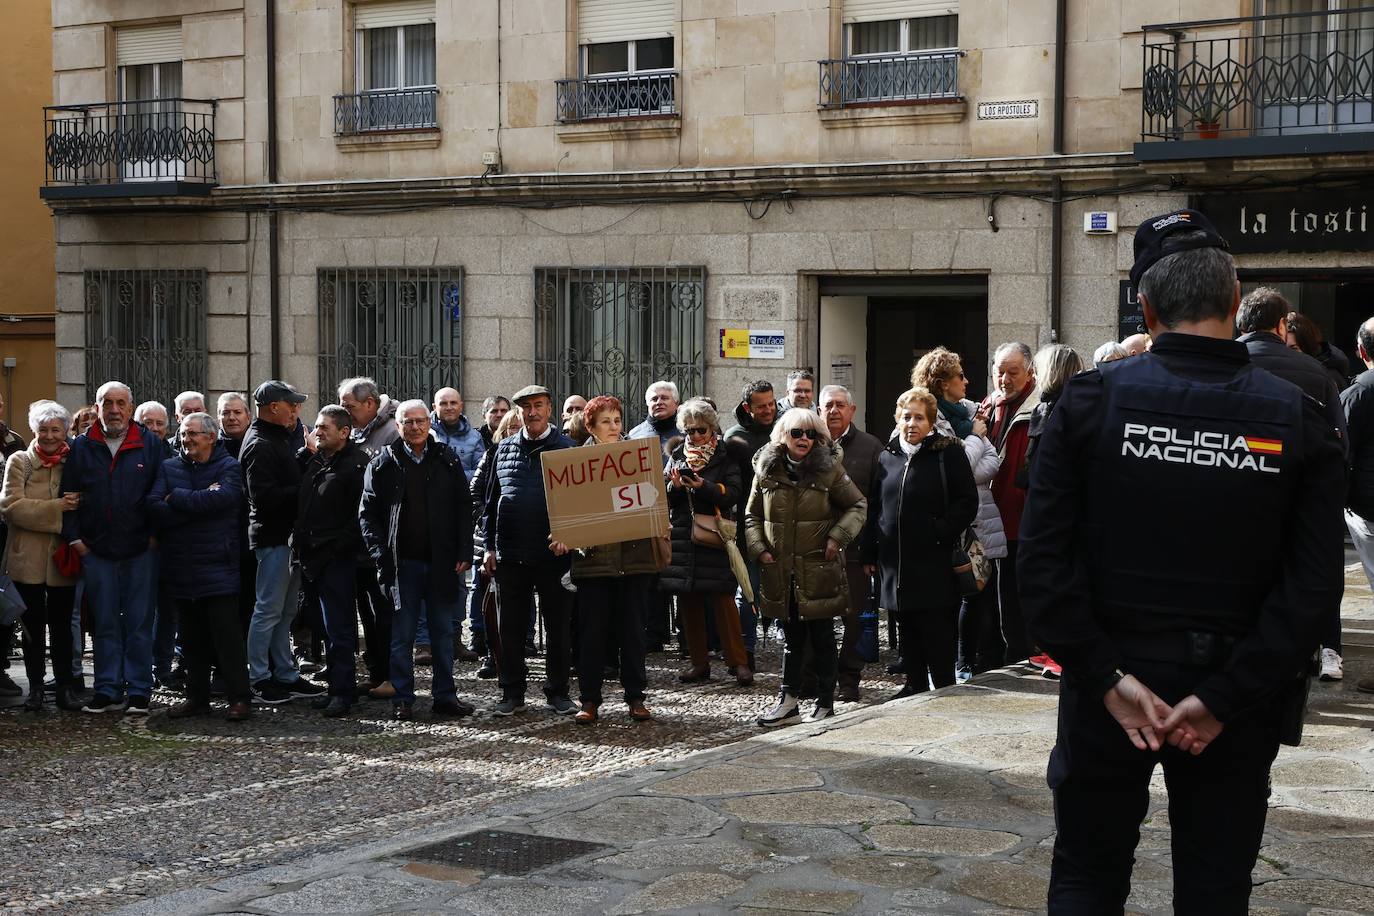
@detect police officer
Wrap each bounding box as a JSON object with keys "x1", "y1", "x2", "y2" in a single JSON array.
[{"x1": 1018, "y1": 209, "x2": 1345, "y2": 914}]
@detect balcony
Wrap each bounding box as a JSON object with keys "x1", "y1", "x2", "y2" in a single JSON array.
[
  {"x1": 1137, "y1": 8, "x2": 1374, "y2": 162},
  {"x1": 818, "y1": 51, "x2": 963, "y2": 109},
  {"x1": 555, "y1": 72, "x2": 677, "y2": 122},
  {"x1": 334, "y1": 87, "x2": 439, "y2": 136},
  {"x1": 41, "y1": 99, "x2": 216, "y2": 200}
]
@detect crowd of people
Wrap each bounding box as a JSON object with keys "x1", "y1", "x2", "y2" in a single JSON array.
[{"x1": 1, "y1": 292, "x2": 1368, "y2": 726}]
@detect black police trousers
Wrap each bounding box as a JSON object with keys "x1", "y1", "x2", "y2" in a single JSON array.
[{"x1": 1047, "y1": 658, "x2": 1280, "y2": 915}]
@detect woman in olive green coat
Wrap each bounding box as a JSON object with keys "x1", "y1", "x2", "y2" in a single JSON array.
[{"x1": 746, "y1": 408, "x2": 866, "y2": 727}]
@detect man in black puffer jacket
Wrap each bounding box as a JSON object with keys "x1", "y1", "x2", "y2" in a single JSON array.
[
  {"x1": 1236, "y1": 288, "x2": 1346, "y2": 441},
  {"x1": 479, "y1": 385, "x2": 576, "y2": 717},
  {"x1": 1237, "y1": 287, "x2": 1348, "y2": 681}
]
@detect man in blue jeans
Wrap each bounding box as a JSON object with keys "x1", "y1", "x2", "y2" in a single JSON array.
[
  {"x1": 61, "y1": 381, "x2": 165, "y2": 714},
  {"x1": 241, "y1": 380, "x2": 324, "y2": 704},
  {"x1": 360, "y1": 399, "x2": 475, "y2": 720}
]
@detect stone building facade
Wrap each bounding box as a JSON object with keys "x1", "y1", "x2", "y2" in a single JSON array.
[{"x1": 44, "y1": 0, "x2": 1374, "y2": 430}]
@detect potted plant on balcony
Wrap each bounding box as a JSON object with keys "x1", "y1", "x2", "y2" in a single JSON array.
[{"x1": 1188, "y1": 91, "x2": 1225, "y2": 139}]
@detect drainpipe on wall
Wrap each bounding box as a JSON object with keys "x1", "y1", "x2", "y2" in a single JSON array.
[
  {"x1": 1048, "y1": 0, "x2": 1068, "y2": 344},
  {"x1": 267, "y1": 0, "x2": 282, "y2": 378}
]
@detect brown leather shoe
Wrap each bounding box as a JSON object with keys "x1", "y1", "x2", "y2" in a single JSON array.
[
  {"x1": 678, "y1": 665, "x2": 710, "y2": 683},
  {"x1": 574, "y1": 702, "x2": 599, "y2": 725},
  {"x1": 414, "y1": 646, "x2": 433, "y2": 667},
  {"x1": 734, "y1": 666, "x2": 754, "y2": 687},
  {"x1": 167, "y1": 699, "x2": 209, "y2": 719},
  {"x1": 369, "y1": 680, "x2": 397, "y2": 699},
  {"x1": 225, "y1": 701, "x2": 252, "y2": 722},
  {"x1": 628, "y1": 701, "x2": 652, "y2": 722}
]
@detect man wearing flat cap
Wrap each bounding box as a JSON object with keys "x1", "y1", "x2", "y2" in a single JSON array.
[
  {"x1": 241, "y1": 380, "x2": 324, "y2": 705},
  {"x1": 1017, "y1": 209, "x2": 1345, "y2": 913},
  {"x1": 477, "y1": 384, "x2": 578, "y2": 716}
]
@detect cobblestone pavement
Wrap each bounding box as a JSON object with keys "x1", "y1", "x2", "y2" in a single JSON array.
[
  {"x1": 0, "y1": 624, "x2": 906, "y2": 914},
  {"x1": 4, "y1": 566, "x2": 1373, "y2": 915}
]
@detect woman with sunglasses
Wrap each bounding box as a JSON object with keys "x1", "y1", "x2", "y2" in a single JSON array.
[
  {"x1": 912, "y1": 347, "x2": 1005, "y2": 681},
  {"x1": 864, "y1": 387, "x2": 977, "y2": 698},
  {"x1": 747, "y1": 408, "x2": 867, "y2": 726},
  {"x1": 661, "y1": 398, "x2": 753, "y2": 686}
]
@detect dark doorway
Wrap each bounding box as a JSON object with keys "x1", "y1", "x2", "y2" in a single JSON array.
[{"x1": 865, "y1": 282, "x2": 988, "y2": 436}]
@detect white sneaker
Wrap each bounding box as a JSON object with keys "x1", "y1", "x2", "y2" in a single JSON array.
[
  {"x1": 1319, "y1": 647, "x2": 1343, "y2": 681},
  {"x1": 803, "y1": 702, "x2": 834, "y2": 724},
  {"x1": 756, "y1": 692, "x2": 801, "y2": 728}
]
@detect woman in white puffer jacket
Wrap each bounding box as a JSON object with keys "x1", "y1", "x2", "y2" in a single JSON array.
[{"x1": 911, "y1": 348, "x2": 1008, "y2": 679}]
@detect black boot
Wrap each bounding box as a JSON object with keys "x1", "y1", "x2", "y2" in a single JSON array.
[
  {"x1": 24, "y1": 688, "x2": 44, "y2": 711},
  {"x1": 56, "y1": 685, "x2": 89, "y2": 711}
]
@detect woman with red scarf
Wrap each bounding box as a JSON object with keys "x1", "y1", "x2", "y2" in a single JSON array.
[{"x1": 0, "y1": 400, "x2": 85, "y2": 711}]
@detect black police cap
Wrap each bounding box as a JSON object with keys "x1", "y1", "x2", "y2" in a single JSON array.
[{"x1": 1130, "y1": 209, "x2": 1230, "y2": 291}]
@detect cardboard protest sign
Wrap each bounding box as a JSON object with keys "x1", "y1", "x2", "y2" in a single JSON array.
[{"x1": 542, "y1": 438, "x2": 671, "y2": 549}]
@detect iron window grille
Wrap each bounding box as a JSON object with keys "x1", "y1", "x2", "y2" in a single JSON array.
[
  {"x1": 558, "y1": 38, "x2": 677, "y2": 121},
  {"x1": 820, "y1": 16, "x2": 962, "y2": 108},
  {"x1": 43, "y1": 98, "x2": 217, "y2": 190},
  {"x1": 318, "y1": 267, "x2": 464, "y2": 403},
  {"x1": 334, "y1": 87, "x2": 439, "y2": 134},
  {"x1": 338, "y1": 20, "x2": 438, "y2": 133},
  {"x1": 83, "y1": 269, "x2": 208, "y2": 404},
  {"x1": 534, "y1": 267, "x2": 705, "y2": 429},
  {"x1": 1140, "y1": 6, "x2": 1374, "y2": 142}
]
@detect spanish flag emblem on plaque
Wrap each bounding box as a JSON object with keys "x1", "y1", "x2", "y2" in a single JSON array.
[{"x1": 720, "y1": 328, "x2": 751, "y2": 359}]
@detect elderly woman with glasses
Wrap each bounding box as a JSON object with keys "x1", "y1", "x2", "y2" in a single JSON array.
[
  {"x1": 661, "y1": 398, "x2": 753, "y2": 686},
  {"x1": 148, "y1": 412, "x2": 251, "y2": 721},
  {"x1": 746, "y1": 408, "x2": 867, "y2": 726},
  {"x1": 0, "y1": 400, "x2": 85, "y2": 711},
  {"x1": 864, "y1": 387, "x2": 978, "y2": 698}
]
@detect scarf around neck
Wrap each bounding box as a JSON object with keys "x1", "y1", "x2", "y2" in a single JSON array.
[
  {"x1": 684, "y1": 440, "x2": 715, "y2": 471},
  {"x1": 898, "y1": 434, "x2": 925, "y2": 457},
  {"x1": 37, "y1": 441, "x2": 70, "y2": 468},
  {"x1": 939, "y1": 398, "x2": 973, "y2": 439}
]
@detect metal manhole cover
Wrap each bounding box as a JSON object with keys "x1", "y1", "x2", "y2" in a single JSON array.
[{"x1": 405, "y1": 830, "x2": 609, "y2": 876}]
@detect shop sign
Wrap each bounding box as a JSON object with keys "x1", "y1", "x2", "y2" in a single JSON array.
[
  {"x1": 1119, "y1": 279, "x2": 1144, "y2": 340},
  {"x1": 720, "y1": 328, "x2": 785, "y2": 359},
  {"x1": 1193, "y1": 191, "x2": 1374, "y2": 254}
]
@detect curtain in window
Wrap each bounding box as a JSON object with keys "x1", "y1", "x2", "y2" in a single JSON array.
[
  {"x1": 910, "y1": 14, "x2": 957, "y2": 50},
  {"x1": 365, "y1": 26, "x2": 400, "y2": 89},
  {"x1": 852, "y1": 20, "x2": 901, "y2": 54},
  {"x1": 404, "y1": 23, "x2": 436, "y2": 86}
]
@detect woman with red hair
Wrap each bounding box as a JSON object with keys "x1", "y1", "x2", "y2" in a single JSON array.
[{"x1": 552, "y1": 396, "x2": 659, "y2": 723}]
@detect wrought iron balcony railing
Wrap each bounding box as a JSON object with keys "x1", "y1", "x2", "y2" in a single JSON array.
[
  {"x1": 556, "y1": 72, "x2": 677, "y2": 122},
  {"x1": 1138, "y1": 7, "x2": 1374, "y2": 159},
  {"x1": 42, "y1": 99, "x2": 216, "y2": 198},
  {"x1": 335, "y1": 87, "x2": 439, "y2": 135},
  {"x1": 818, "y1": 51, "x2": 963, "y2": 109}
]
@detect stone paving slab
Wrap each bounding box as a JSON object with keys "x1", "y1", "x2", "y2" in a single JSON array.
[{"x1": 7, "y1": 562, "x2": 1374, "y2": 915}]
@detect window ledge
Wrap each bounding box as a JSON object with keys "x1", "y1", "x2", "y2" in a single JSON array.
[
  {"x1": 557, "y1": 116, "x2": 681, "y2": 143},
  {"x1": 818, "y1": 100, "x2": 965, "y2": 129},
  {"x1": 336, "y1": 129, "x2": 441, "y2": 152}
]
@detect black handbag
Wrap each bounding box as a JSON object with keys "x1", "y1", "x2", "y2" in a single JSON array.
[{"x1": 938, "y1": 450, "x2": 988, "y2": 598}]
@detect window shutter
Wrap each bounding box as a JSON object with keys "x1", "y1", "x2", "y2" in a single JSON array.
[
  {"x1": 843, "y1": 0, "x2": 959, "y2": 24},
  {"x1": 578, "y1": 0, "x2": 675, "y2": 45},
  {"x1": 115, "y1": 24, "x2": 182, "y2": 67},
  {"x1": 354, "y1": 0, "x2": 436, "y2": 30}
]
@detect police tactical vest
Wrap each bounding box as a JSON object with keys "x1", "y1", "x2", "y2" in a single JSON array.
[{"x1": 1087, "y1": 353, "x2": 1303, "y2": 637}]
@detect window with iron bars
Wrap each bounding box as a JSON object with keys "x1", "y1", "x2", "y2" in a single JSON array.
[
  {"x1": 534, "y1": 267, "x2": 705, "y2": 428},
  {"x1": 317, "y1": 267, "x2": 463, "y2": 403},
  {"x1": 83, "y1": 269, "x2": 208, "y2": 404}
]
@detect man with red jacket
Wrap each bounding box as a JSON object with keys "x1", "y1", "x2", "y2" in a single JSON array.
[{"x1": 978, "y1": 341, "x2": 1038, "y2": 665}]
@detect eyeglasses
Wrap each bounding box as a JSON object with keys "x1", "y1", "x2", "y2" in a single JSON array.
[
  {"x1": 788, "y1": 428, "x2": 819, "y2": 441},
  {"x1": 685, "y1": 426, "x2": 709, "y2": 436}
]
